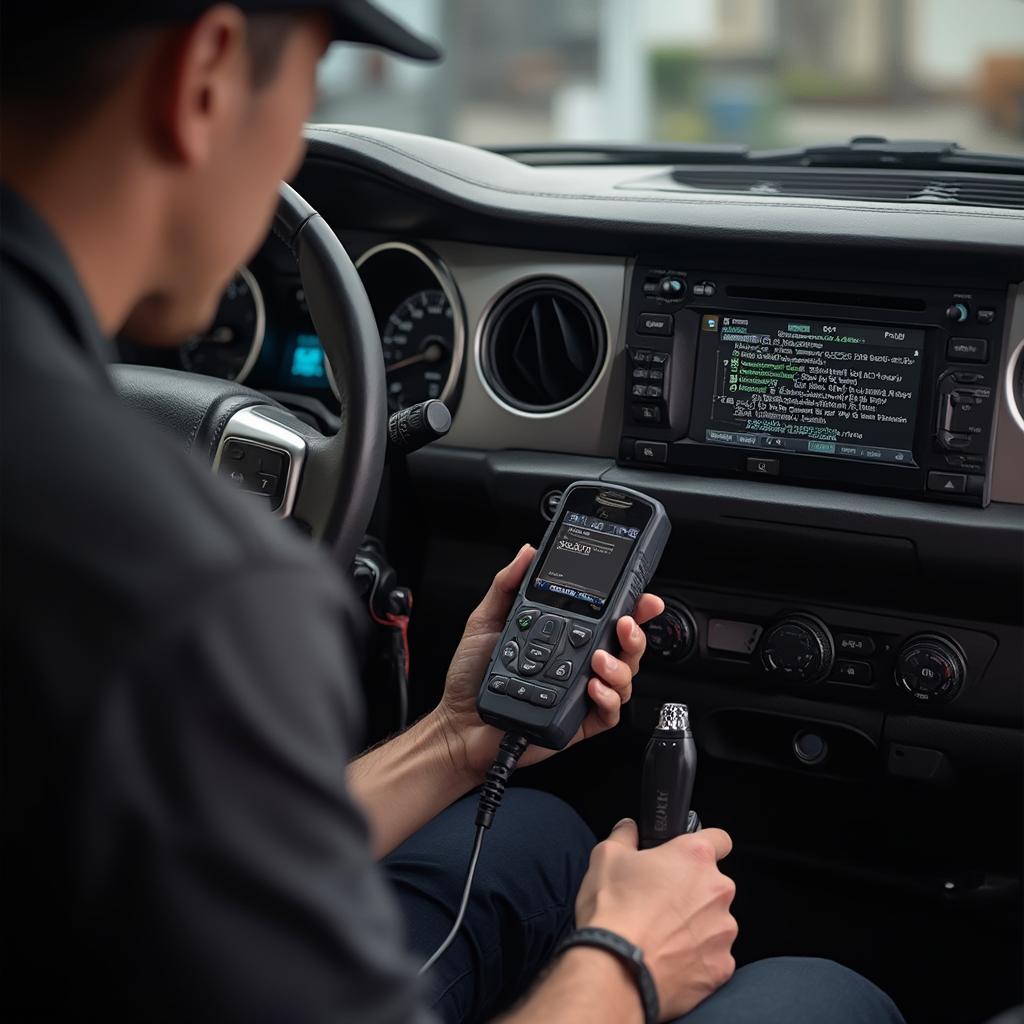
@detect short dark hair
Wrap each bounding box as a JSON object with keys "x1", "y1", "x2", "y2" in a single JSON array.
[{"x1": 1, "y1": 14, "x2": 303, "y2": 133}]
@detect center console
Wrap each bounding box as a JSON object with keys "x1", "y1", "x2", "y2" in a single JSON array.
[{"x1": 619, "y1": 264, "x2": 1007, "y2": 505}]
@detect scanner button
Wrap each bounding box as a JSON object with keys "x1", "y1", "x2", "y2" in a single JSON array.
[
  {"x1": 487, "y1": 675, "x2": 510, "y2": 694},
  {"x1": 501, "y1": 640, "x2": 519, "y2": 667},
  {"x1": 530, "y1": 686, "x2": 561, "y2": 708},
  {"x1": 568, "y1": 625, "x2": 592, "y2": 648},
  {"x1": 518, "y1": 657, "x2": 543, "y2": 677},
  {"x1": 529, "y1": 614, "x2": 565, "y2": 646},
  {"x1": 509, "y1": 680, "x2": 533, "y2": 701},
  {"x1": 515, "y1": 609, "x2": 541, "y2": 634},
  {"x1": 548, "y1": 660, "x2": 574, "y2": 682},
  {"x1": 524, "y1": 643, "x2": 552, "y2": 663}
]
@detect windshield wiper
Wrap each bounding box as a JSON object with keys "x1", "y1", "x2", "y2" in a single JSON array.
[{"x1": 493, "y1": 137, "x2": 1024, "y2": 174}]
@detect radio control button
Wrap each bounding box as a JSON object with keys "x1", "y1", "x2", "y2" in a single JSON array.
[
  {"x1": 637, "y1": 313, "x2": 674, "y2": 336},
  {"x1": 947, "y1": 337, "x2": 987, "y2": 362},
  {"x1": 976, "y1": 308, "x2": 995, "y2": 324},
  {"x1": 487, "y1": 675, "x2": 510, "y2": 694},
  {"x1": 630, "y1": 348, "x2": 652, "y2": 363},
  {"x1": 632, "y1": 367, "x2": 650, "y2": 380},
  {"x1": 645, "y1": 385, "x2": 663, "y2": 398},
  {"x1": 632, "y1": 403, "x2": 662, "y2": 425},
  {"x1": 634, "y1": 440, "x2": 668, "y2": 464},
  {"x1": 927, "y1": 471, "x2": 967, "y2": 494},
  {"x1": 529, "y1": 614, "x2": 565, "y2": 647},
  {"x1": 831, "y1": 660, "x2": 873, "y2": 685},
  {"x1": 548, "y1": 660, "x2": 574, "y2": 682},
  {"x1": 501, "y1": 640, "x2": 520, "y2": 666},
  {"x1": 631, "y1": 384, "x2": 648, "y2": 397},
  {"x1": 945, "y1": 303, "x2": 969, "y2": 323},
  {"x1": 745, "y1": 456, "x2": 780, "y2": 477},
  {"x1": 529, "y1": 686, "x2": 561, "y2": 708},
  {"x1": 515, "y1": 609, "x2": 541, "y2": 634},
  {"x1": 836, "y1": 633, "x2": 875, "y2": 656},
  {"x1": 568, "y1": 625, "x2": 592, "y2": 648},
  {"x1": 650, "y1": 352, "x2": 668, "y2": 365},
  {"x1": 524, "y1": 643, "x2": 552, "y2": 663}
]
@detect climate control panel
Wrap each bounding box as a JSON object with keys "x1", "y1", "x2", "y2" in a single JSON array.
[{"x1": 640, "y1": 587, "x2": 999, "y2": 716}]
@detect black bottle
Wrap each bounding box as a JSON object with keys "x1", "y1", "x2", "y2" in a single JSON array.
[{"x1": 640, "y1": 702, "x2": 699, "y2": 849}]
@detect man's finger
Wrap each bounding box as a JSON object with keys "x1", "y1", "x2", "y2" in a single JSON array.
[
  {"x1": 677, "y1": 827, "x2": 733, "y2": 861},
  {"x1": 587, "y1": 676, "x2": 623, "y2": 727},
  {"x1": 466, "y1": 544, "x2": 535, "y2": 631},
  {"x1": 591, "y1": 650, "x2": 632, "y2": 694},
  {"x1": 605, "y1": 817, "x2": 639, "y2": 849},
  {"x1": 616, "y1": 616, "x2": 646, "y2": 675},
  {"x1": 634, "y1": 593, "x2": 665, "y2": 626}
]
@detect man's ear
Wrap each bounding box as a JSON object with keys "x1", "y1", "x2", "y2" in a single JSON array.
[{"x1": 157, "y1": 4, "x2": 250, "y2": 166}]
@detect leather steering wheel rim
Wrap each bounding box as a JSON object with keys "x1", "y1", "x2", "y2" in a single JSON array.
[
  {"x1": 111, "y1": 183, "x2": 388, "y2": 569},
  {"x1": 270, "y1": 183, "x2": 387, "y2": 564}
]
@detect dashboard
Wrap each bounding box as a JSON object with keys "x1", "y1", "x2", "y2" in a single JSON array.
[{"x1": 119, "y1": 122, "x2": 1024, "y2": 779}]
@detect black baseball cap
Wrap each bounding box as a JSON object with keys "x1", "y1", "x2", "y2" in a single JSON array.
[{"x1": 9, "y1": 1, "x2": 442, "y2": 61}]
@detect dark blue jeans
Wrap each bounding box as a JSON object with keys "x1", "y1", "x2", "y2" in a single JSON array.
[{"x1": 383, "y1": 790, "x2": 904, "y2": 1024}]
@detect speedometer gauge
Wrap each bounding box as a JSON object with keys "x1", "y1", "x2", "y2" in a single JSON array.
[
  {"x1": 180, "y1": 266, "x2": 264, "y2": 382},
  {"x1": 382, "y1": 289, "x2": 454, "y2": 412}
]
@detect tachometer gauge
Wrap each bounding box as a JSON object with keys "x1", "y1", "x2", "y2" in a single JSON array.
[
  {"x1": 180, "y1": 266, "x2": 264, "y2": 382},
  {"x1": 381, "y1": 289, "x2": 454, "y2": 412}
]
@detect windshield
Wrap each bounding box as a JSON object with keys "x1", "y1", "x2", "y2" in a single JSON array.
[{"x1": 314, "y1": 0, "x2": 1024, "y2": 156}]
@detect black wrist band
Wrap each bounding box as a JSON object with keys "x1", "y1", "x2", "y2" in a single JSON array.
[{"x1": 555, "y1": 926, "x2": 659, "y2": 1024}]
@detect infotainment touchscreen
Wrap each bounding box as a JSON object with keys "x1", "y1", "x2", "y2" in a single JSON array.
[{"x1": 694, "y1": 312, "x2": 925, "y2": 466}]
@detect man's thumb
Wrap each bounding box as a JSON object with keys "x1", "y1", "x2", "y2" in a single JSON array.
[{"x1": 606, "y1": 817, "x2": 639, "y2": 849}]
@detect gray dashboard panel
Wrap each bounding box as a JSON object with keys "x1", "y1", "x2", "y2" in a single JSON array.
[{"x1": 426, "y1": 241, "x2": 627, "y2": 456}]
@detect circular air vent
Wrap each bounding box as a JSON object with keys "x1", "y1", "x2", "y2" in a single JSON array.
[{"x1": 481, "y1": 279, "x2": 606, "y2": 413}]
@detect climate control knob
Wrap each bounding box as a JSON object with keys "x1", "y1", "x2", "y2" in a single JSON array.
[
  {"x1": 643, "y1": 601, "x2": 696, "y2": 661},
  {"x1": 895, "y1": 634, "x2": 966, "y2": 703},
  {"x1": 760, "y1": 614, "x2": 835, "y2": 683}
]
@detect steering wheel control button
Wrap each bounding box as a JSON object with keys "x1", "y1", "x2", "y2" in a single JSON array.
[
  {"x1": 518, "y1": 657, "x2": 543, "y2": 677},
  {"x1": 568, "y1": 625, "x2": 593, "y2": 648},
  {"x1": 524, "y1": 643, "x2": 552, "y2": 663},
  {"x1": 760, "y1": 614, "x2": 835, "y2": 683},
  {"x1": 707, "y1": 618, "x2": 762, "y2": 656},
  {"x1": 255, "y1": 473, "x2": 279, "y2": 495},
  {"x1": 836, "y1": 633, "x2": 876, "y2": 656},
  {"x1": 895, "y1": 635, "x2": 967, "y2": 703},
  {"x1": 515, "y1": 609, "x2": 541, "y2": 635},
  {"x1": 634, "y1": 440, "x2": 668, "y2": 464},
  {"x1": 548, "y1": 660, "x2": 574, "y2": 682},
  {"x1": 793, "y1": 731, "x2": 828, "y2": 766},
  {"x1": 487, "y1": 675, "x2": 510, "y2": 695},
  {"x1": 831, "y1": 660, "x2": 873, "y2": 685},
  {"x1": 927, "y1": 471, "x2": 967, "y2": 494},
  {"x1": 529, "y1": 614, "x2": 565, "y2": 647},
  {"x1": 746, "y1": 456, "x2": 780, "y2": 477},
  {"x1": 530, "y1": 686, "x2": 561, "y2": 708},
  {"x1": 501, "y1": 640, "x2": 519, "y2": 667},
  {"x1": 225, "y1": 442, "x2": 246, "y2": 461},
  {"x1": 947, "y1": 337, "x2": 988, "y2": 362},
  {"x1": 637, "y1": 313, "x2": 674, "y2": 336}
]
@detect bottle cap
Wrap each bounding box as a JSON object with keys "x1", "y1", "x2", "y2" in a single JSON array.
[{"x1": 655, "y1": 703, "x2": 690, "y2": 732}]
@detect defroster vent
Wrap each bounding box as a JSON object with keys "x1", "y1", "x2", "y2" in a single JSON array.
[{"x1": 481, "y1": 279, "x2": 605, "y2": 413}]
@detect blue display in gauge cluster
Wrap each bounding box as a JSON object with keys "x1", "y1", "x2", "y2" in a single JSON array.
[{"x1": 285, "y1": 332, "x2": 330, "y2": 389}]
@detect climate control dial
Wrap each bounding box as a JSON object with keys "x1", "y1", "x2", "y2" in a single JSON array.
[
  {"x1": 760, "y1": 614, "x2": 835, "y2": 683},
  {"x1": 895, "y1": 634, "x2": 966, "y2": 703},
  {"x1": 643, "y1": 600, "x2": 696, "y2": 661}
]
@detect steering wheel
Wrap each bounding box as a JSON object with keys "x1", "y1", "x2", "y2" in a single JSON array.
[{"x1": 111, "y1": 184, "x2": 388, "y2": 568}]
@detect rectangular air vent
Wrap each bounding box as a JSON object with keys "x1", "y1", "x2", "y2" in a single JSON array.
[{"x1": 660, "y1": 168, "x2": 1024, "y2": 211}]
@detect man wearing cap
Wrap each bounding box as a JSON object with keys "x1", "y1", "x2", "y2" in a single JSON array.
[{"x1": 0, "y1": 4, "x2": 903, "y2": 1023}]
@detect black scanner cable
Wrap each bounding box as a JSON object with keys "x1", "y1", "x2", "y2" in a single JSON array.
[{"x1": 418, "y1": 731, "x2": 529, "y2": 975}]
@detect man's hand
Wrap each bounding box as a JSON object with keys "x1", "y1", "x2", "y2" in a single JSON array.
[
  {"x1": 575, "y1": 820, "x2": 738, "y2": 1020},
  {"x1": 435, "y1": 544, "x2": 664, "y2": 778}
]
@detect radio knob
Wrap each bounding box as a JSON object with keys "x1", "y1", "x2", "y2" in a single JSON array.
[
  {"x1": 643, "y1": 600, "x2": 696, "y2": 661},
  {"x1": 658, "y1": 276, "x2": 686, "y2": 299},
  {"x1": 945, "y1": 303, "x2": 969, "y2": 323},
  {"x1": 760, "y1": 614, "x2": 835, "y2": 683},
  {"x1": 895, "y1": 634, "x2": 966, "y2": 703}
]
